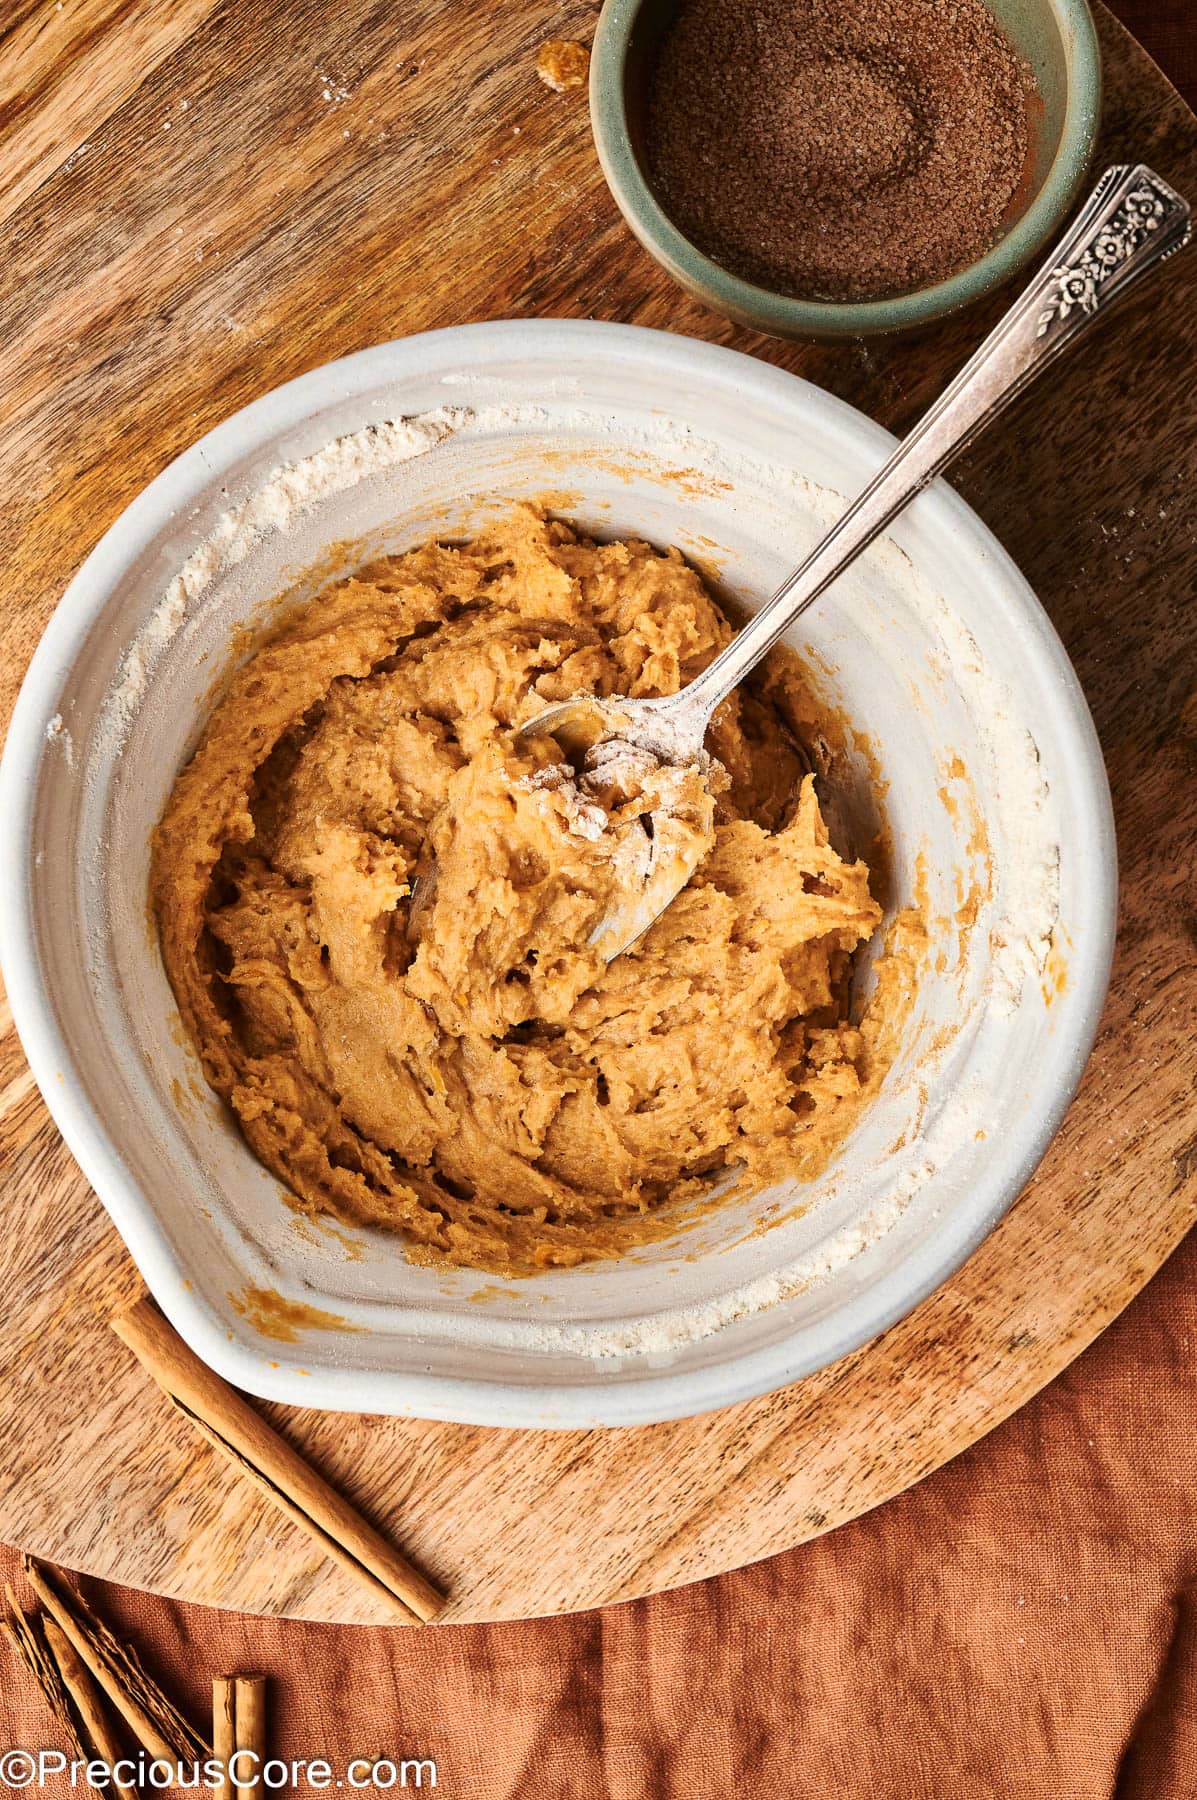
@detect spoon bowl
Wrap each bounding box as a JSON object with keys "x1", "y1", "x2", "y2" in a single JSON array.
[{"x1": 518, "y1": 691, "x2": 714, "y2": 958}]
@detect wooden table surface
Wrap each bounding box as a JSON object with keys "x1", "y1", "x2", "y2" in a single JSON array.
[
  {"x1": 1106, "y1": 0, "x2": 1196, "y2": 105},
  {"x1": 0, "y1": 2, "x2": 1194, "y2": 1625}
]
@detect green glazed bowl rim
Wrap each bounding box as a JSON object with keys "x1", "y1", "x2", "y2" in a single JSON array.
[{"x1": 590, "y1": 0, "x2": 1102, "y2": 336}]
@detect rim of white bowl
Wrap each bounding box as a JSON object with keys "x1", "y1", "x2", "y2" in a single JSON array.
[{"x1": 0, "y1": 320, "x2": 1117, "y2": 1428}]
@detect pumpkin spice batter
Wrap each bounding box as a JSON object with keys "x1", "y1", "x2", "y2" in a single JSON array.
[{"x1": 153, "y1": 508, "x2": 890, "y2": 1275}]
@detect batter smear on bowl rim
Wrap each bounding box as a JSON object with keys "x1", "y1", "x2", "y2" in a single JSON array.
[{"x1": 153, "y1": 506, "x2": 909, "y2": 1276}]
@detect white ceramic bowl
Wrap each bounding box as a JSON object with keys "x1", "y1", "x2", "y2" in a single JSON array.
[{"x1": 0, "y1": 322, "x2": 1115, "y2": 1427}]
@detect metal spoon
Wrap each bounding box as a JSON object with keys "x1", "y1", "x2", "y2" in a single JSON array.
[{"x1": 426, "y1": 165, "x2": 1191, "y2": 962}]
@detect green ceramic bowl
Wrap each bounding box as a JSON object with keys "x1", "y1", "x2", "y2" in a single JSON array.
[{"x1": 590, "y1": 0, "x2": 1102, "y2": 338}]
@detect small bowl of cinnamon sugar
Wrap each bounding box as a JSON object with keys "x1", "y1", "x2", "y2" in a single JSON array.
[{"x1": 590, "y1": 0, "x2": 1100, "y2": 337}]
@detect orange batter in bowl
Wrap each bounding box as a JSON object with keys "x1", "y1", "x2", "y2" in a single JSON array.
[{"x1": 153, "y1": 507, "x2": 890, "y2": 1274}]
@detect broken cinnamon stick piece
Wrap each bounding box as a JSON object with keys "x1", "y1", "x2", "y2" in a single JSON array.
[
  {"x1": 42, "y1": 1616, "x2": 125, "y2": 1770},
  {"x1": 1, "y1": 1596, "x2": 89, "y2": 1764},
  {"x1": 110, "y1": 1296, "x2": 442, "y2": 1624}
]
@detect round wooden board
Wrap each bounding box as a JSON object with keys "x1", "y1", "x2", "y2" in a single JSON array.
[{"x1": 0, "y1": 4, "x2": 1194, "y2": 1626}]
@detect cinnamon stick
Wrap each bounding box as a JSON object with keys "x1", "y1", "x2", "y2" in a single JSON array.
[
  {"x1": 180, "y1": 1405, "x2": 429, "y2": 1622},
  {"x1": 42, "y1": 1617, "x2": 125, "y2": 1770},
  {"x1": 110, "y1": 1296, "x2": 442, "y2": 1623},
  {"x1": 233, "y1": 1677, "x2": 266, "y2": 1796},
  {"x1": 212, "y1": 1677, "x2": 236, "y2": 1800}
]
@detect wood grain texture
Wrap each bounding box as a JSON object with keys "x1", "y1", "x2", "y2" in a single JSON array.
[{"x1": 0, "y1": 2, "x2": 1194, "y2": 1625}]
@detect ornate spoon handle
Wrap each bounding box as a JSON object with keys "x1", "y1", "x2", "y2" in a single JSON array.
[{"x1": 671, "y1": 164, "x2": 1192, "y2": 727}]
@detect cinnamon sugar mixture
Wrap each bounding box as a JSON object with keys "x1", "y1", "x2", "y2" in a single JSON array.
[{"x1": 644, "y1": 0, "x2": 1034, "y2": 302}]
